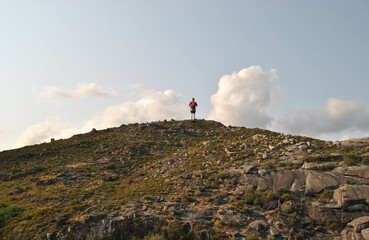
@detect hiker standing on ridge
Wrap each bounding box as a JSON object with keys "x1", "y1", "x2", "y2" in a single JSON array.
[{"x1": 189, "y1": 98, "x2": 198, "y2": 120}]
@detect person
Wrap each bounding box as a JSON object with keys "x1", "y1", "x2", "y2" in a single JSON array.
[{"x1": 189, "y1": 98, "x2": 198, "y2": 120}]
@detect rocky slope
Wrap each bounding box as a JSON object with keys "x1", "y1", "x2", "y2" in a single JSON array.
[{"x1": 1, "y1": 120, "x2": 369, "y2": 240}]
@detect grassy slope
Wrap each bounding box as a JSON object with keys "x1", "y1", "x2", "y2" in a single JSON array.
[{"x1": 0, "y1": 120, "x2": 334, "y2": 238}]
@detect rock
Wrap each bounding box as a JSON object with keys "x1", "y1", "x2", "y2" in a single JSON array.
[
  {"x1": 348, "y1": 216, "x2": 369, "y2": 232},
  {"x1": 297, "y1": 143, "x2": 309, "y2": 151},
  {"x1": 361, "y1": 228, "x2": 369, "y2": 240},
  {"x1": 340, "y1": 137, "x2": 369, "y2": 148},
  {"x1": 305, "y1": 171, "x2": 344, "y2": 195},
  {"x1": 302, "y1": 162, "x2": 319, "y2": 170},
  {"x1": 269, "y1": 145, "x2": 276, "y2": 151},
  {"x1": 347, "y1": 204, "x2": 366, "y2": 212},
  {"x1": 269, "y1": 226, "x2": 280, "y2": 237},
  {"x1": 341, "y1": 228, "x2": 363, "y2": 240},
  {"x1": 242, "y1": 164, "x2": 256, "y2": 174},
  {"x1": 330, "y1": 185, "x2": 369, "y2": 208},
  {"x1": 258, "y1": 169, "x2": 267, "y2": 176},
  {"x1": 248, "y1": 220, "x2": 268, "y2": 231},
  {"x1": 272, "y1": 170, "x2": 306, "y2": 192},
  {"x1": 46, "y1": 232, "x2": 56, "y2": 240},
  {"x1": 344, "y1": 165, "x2": 369, "y2": 178}
]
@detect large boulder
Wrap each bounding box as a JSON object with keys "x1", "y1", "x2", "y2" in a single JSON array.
[
  {"x1": 333, "y1": 165, "x2": 369, "y2": 179},
  {"x1": 272, "y1": 170, "x2": 306, "y2": 192},
  {"x1": 305, "y1": 171, "x2": 345, "y2": 195},
  {"x1": 330, "y1": 185, "x2": 369, "y2": 209}
]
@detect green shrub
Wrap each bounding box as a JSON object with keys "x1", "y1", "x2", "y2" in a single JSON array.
[
  {"x1": 264, "y1": 161, "x2": 274, "y2": 169},
  {"x1": 217, "y1": 171, "x2": 228, "y2": 180},
  {"x1": 149, "y1": 233, "x2": 165, "y2": 240},
  {"x1": 280, "y1": 193, "x2": 291, "y2": 202},
  {"x1": 235, "y1": 200, "x2": 245, "y2": 207},
  {"x1": 214, "y1": 219, "x2": 226, "y2": 228},
  {"x1": 228, "y1": 205, "x2": 236, "y2": 211},
  {"x1": 0, "y1": 204, "x2": 24, "y2": 229},
  {"x1": 248, "y1": 235, "x2": 259, "y2": 240},
  {"x1": 282, "y1": 205, "x2": 293, "y2": 214},
  {"x1": 244, "y1": 188, "x2": 255, "y2": 204},
  {"x1": 343, "y1": 153, "x2": 362, "y2": 166},
  {"x1": 275, "y1": 187, "x2": 289, "y2": 197},
  {"x1": 106, "y1": 162, "x2": 118, "y2": 170},
  {"x1": 319, "y1": 189, "x2": 334, "y2": 203},
  {"x1": 167, "y1": 223, "x2": 184, "y2": 240},
  {"x1": 230, "y1": 177, "x2": 238, "y2": 186},
  {"x1": 304, "y1": 154, "x2": 342, "y2": 163},
  {"x1": 166, "y1": 222, "x2": 193, "y2": 240},
  {"x1": 198, "y1": 185, "x2": 206, "y2": 192}
]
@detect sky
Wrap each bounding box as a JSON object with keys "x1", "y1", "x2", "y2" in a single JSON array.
[{"x1": 1, "y1": 1, "x2": 369, "y2": 151}]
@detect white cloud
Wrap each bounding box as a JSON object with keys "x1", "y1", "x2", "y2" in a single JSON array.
[
  {"x1": 276, "y1": 98, "x2": 369, "y2": 137},
  {"x1": 41, "y1": 83, "x2": 116, "y2": 99},
  {"x1": 208, "y1": 66, "x2": 280, "y2": 127},
  {"x1": 19, "y1": 88, "x2": 188, "y2": 147},
  {"x1": 83, "y1": 89, "x2": 187, "y2": 130},
  {"x1": 18, "y1": 116, "x2": 79, "y2": 146}
]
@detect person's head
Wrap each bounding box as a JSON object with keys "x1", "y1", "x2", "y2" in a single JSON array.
[{"x1": 192, "y1": 98, "x2": 195, "y2": 101}]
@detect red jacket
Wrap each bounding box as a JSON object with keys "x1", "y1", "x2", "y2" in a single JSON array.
[{"x1": 189, "y1": 101, "x2": 197, "y2": 108}]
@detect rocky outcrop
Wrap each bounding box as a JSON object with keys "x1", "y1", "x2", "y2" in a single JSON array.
[{"x1": 305, "y1": 170, "x2": 344, "y2": 195}]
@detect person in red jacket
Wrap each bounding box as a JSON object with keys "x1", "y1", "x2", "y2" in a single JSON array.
[{"x1": 189, "y1": 98, "x2": 198, "y2": 120}]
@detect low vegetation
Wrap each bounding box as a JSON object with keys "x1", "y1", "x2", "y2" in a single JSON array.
[{"x1": 0, "y1": 119, "x2": 367, "y2": 239}]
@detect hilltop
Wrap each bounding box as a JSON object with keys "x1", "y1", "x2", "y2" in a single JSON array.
[{"x1": 1, "y1": 120, "x2": 369, "y2": 239}]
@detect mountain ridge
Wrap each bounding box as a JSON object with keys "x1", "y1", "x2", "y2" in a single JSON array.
[{"x1": 1, "y1": 119, "x2": 369, "y2": 239}]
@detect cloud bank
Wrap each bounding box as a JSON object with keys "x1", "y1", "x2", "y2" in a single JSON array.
[
  {"x1": 20, "y1": 89, "x2": 187, "y2": 146},
  {"x1": 18, "y1": 116, "x2": 79, "y2": 146},
  {"x1": 83, "y1": 89, "x2": 187, "y2": 130},
  {"x1": 41, "y1": 83, "x2": 115, "y2": 99},
  {"x1": 208, "y1": 66, "x2": 279, "y2": 128},
  {"x1": 277, "y1": 98, "x2": 369, "y2": 137}
]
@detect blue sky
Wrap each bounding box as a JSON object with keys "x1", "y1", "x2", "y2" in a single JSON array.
[{"x1": 1, "y1": 1, "x2": 369, "y2": 150}]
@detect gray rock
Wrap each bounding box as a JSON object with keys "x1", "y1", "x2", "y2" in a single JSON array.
[
  {"x1": 305, "y1": 171, "x2": 344, "y2": 195},
  {"x1": 298, "y1": 143, "x2": 309, "y2": 151},
  {"x1": 258, "y1": 169, "x2": 267, "y2": 176},
  {"x1": 302, "y1": 162, "x2": 319, "y2": 170},
  {"x1": 361, "y1": 228, "x2": 369, "y2": 240},
  {"x1": 330, "y1": 185, "x2": 369, "y2": 208},
  {"x1": 347, "y1": 204, "x2": 366, "y2": 212},
  {"x1": 272, "y1": 170, "x2": 306, "y2": 192},
  {"x1": 248, "y1": 219, "x2": 268, "y2": 231},
  {"x1": 348, "y1": 216, "x2": 369, "y2": 232},
  {"x1": 242, "y1": 164, "x2": 256, "y2": 174}
]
